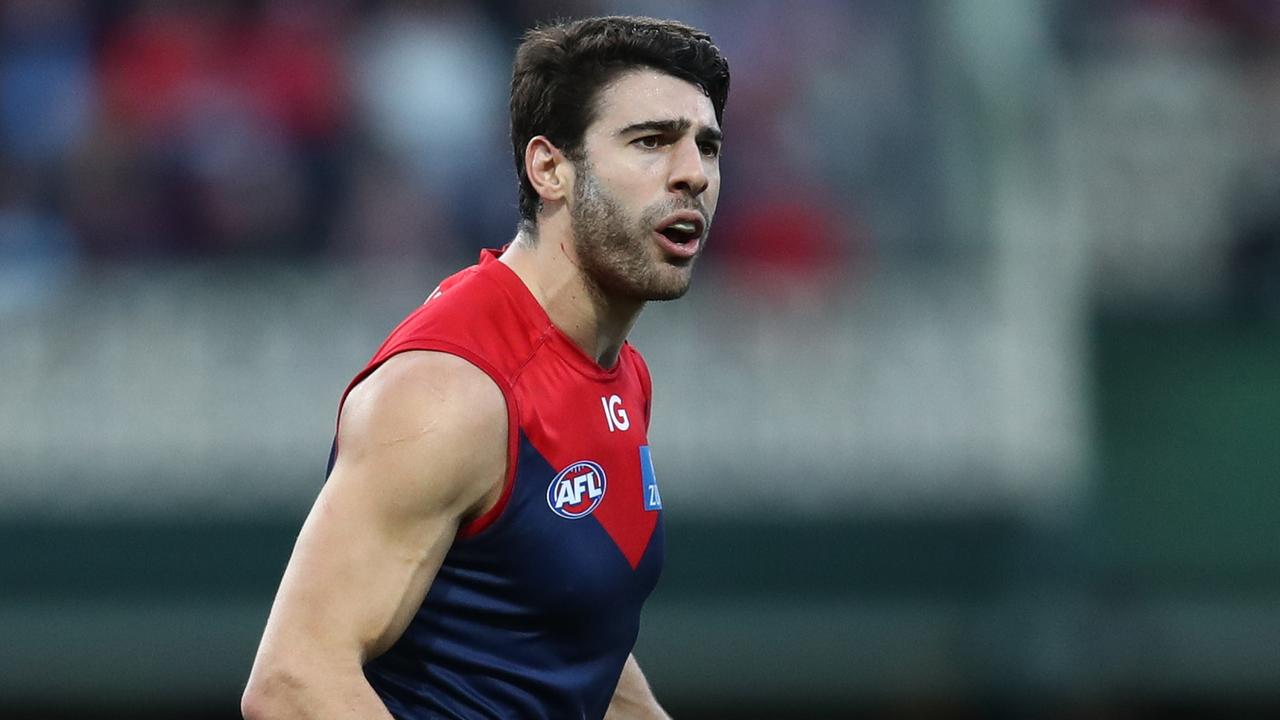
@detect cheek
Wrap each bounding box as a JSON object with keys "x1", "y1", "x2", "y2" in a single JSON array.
[
  {"x1": 592, "y1": 157, "x2": 654, "y2": 195},
  {"x1": 704, "y1": 173, "x2": 722, "y2": 214},
  {"x1": 597, "y1": 171, "x2": 658, "y2": 218}
]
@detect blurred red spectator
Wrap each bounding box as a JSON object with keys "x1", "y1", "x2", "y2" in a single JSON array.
[
  {"x1": 715, "y1": 181, "x2": 864, "y2": 296},
  {"x1": 88, "y1": 1, "x2": 351, "y2": 258},
  {"x1": 98, "y1": 1, "x2": 347, "y2": 142}
]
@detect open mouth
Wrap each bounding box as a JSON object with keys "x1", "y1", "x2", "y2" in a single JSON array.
[{"x1": 656, "y1": 214, "x2": 705, "y2": 245}]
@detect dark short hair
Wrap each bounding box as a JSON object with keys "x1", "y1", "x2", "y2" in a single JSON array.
[{"x1": 510, "y1": 16, "x2": 730, "y2": 227}]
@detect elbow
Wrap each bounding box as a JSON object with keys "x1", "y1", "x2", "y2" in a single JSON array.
[
  {"x1": 240, "y1": 678, "x2": 276, "y2": 720},
  {"x1": 241, "y1": 665, "x2": 304, "y2": 720},
  {"x1": 240, "y1": 686, "x2": 268, "y2": 720}
]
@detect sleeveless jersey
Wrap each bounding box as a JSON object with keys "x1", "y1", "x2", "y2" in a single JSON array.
[{"x1": 334, "y1": 249, "x2": 665, "y2": 719}]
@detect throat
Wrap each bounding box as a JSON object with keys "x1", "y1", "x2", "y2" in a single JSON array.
[{"x1": 500, "y1": 229, "x2": 645, "y2": 369}]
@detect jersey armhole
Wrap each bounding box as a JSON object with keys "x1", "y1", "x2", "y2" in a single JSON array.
[{"x1": 332, "y1": 339, "x2": 521, "y2": 541}]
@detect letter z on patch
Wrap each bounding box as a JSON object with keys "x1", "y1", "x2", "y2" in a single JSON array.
[{"x1": 639, "y1": 446, "x2": 662, "y2": 511}]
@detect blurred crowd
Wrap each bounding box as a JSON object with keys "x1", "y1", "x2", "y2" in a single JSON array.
[
  {"x1": 0, "y1": 0, "x2": 878, "y2": 289},
  {"x1": 3, "y1": 0, "x2": 1280, "y2": 313},
  {"x1": 2, "y1": 0, "x2": 536, "y2": 266},
  {"x1": 1060, "y1": 0, "x2": 1280, "y2": 317}
]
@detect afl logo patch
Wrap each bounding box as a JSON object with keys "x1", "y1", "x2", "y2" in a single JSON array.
[{"x1": 547, "y1": 461, "x2": 607, "y2": 519}]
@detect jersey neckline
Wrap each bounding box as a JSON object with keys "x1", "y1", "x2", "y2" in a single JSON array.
[{"x1": 476, "y1": 249, "x2": 628, "y2": 381}]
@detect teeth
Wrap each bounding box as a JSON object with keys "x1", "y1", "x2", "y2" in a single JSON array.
[{"x1": 669, "y1": 222, "x2": 696, "y2": 233}]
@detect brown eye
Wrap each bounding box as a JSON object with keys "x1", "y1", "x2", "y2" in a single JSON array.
[{"x1": 636, "y1": 136, "x2": 660, "y2": 149}]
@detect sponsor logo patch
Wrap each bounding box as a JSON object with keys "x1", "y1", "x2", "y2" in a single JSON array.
[
  {"x1": 547, "y1": 461, "x2": 607, "y2": 519},
  {"x1": 640, "y1": 446, "x2": 662, "y2": 511}
]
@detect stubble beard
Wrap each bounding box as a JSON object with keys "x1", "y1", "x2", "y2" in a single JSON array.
[{"x1": 568, "y1": 161, "x2": 706, "y2": 303}]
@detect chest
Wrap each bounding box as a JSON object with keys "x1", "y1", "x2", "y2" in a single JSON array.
[{"x1": 448, "y1": 360, "x2": 665, "y2": 625}]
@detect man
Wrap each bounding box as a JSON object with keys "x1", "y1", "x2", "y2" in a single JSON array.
[{"x1": 242, "y1": 15, "x2": 728, "y2": 720}]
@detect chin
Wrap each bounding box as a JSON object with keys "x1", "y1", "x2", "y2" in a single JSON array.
[
  {"x1": 638, "y1": 269, "x2": 694, "y2": 301},
  {"x1": 644, "y1": 286, "x2": 690, "y2": 302},
  {"x1": 586, "y1": 246, "x2": 698, "y2": 302},
  {"x1": 604, "y1": 273, "x2": 691, "y2": 303}
]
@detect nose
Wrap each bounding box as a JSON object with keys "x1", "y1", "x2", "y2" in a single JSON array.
[{"x1": 668, "y1": 137, "x2": 710, "y2": 198}]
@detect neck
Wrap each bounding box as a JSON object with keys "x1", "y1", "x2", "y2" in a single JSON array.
[{"x1": 499, "y1": 225, "x2": 644, "y2": 369}]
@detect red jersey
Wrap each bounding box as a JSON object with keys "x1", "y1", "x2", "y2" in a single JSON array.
[{"x1": 336, "y1": 249, "x2": 665, "y2": 719}]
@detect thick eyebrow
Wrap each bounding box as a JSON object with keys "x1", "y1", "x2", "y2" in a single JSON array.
[{"x1": 616, "y1": 118, "x2": 722, "y2": 144}]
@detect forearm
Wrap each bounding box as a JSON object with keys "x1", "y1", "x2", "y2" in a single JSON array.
[
  {"x1": 605, "y1": 654, "x2": 671, "y2": 720},
  {"x1": 242, "y1": 663, "x2": 395, "y2": 720}
]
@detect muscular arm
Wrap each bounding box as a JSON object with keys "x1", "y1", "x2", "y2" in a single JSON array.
[
  {"x1": 242, "y1": 352, "x2": 508, "y2": 720},
  {"x1": 605, "y1": 654, "x2": 672, "y2": 720}
]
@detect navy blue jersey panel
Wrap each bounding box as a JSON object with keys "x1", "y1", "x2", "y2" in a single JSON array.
[{"x1": 364, "y1": 433, "x2": 663, "y2": 720}]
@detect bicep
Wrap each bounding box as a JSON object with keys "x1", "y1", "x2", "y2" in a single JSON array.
[
  {"x1": 255, "y1": 352, "x2": 508, "y2": 669},
  {"x1": 264, "y1": 470, "x2": 458, "y2": 666}
]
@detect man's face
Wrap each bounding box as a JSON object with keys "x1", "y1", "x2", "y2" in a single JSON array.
[{"x1": 567, "y1": 69, "x2": 723, "y2": 302}]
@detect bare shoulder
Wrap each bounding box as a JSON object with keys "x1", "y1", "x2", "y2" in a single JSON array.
[
  {"x1": 243, "y1": 351, "x2": 509, "y2": 704},
  {"x1": 333, "y1": 350, "x2": 509, "y2": 523}
]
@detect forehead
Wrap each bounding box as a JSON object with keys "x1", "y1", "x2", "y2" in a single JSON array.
[{"x1": 591, "y1": 68, "x2": 719, "y2": 133}]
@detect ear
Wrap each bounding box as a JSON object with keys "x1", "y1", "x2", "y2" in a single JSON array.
[{"x1": 525, "y1": 136, "x2": 574, "y2": 207}]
